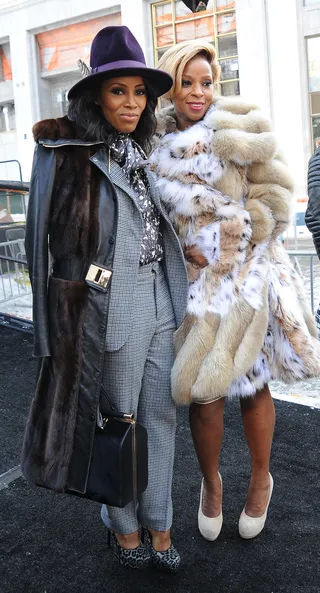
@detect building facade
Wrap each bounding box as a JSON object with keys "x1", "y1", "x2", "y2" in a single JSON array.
[{"x1": 0, "y1": 0, "x2": 318, "y2": 199}]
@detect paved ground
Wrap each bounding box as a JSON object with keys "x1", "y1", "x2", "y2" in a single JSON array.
[{"x1": 1, "y1": 325, "x2": 320, "y2": 593}]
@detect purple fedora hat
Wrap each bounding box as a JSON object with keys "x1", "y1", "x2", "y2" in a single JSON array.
[{"x1": 68, "y1": 25, "x2": 173, "y2": 100}]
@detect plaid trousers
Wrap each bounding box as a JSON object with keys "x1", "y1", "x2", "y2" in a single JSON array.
[{"x1": 101, "y1": 262, "x2": 177, "y2": 534}]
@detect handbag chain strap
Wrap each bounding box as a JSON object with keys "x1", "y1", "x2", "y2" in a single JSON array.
[
  {"x1": 101, "y1": 374, "x2": 139, "y2": 501},
  {"x1": 100, "y1": 384, "x2": 134, "y2": 425}
]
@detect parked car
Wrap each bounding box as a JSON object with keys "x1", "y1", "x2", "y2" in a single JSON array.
[
  {"x1": 0, "y1": 180, "x2": 29, "y2": 226},
  {"x1": 282, "y1": 195, "x2": 315, "y2": 248},
  {"x1": 0, "y1": 180, "x2": 32, "y2": 331}
]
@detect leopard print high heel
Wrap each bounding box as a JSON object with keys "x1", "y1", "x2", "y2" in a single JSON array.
[
  {"x1": 142, "y1": 528, "x2": 181, "y2": 573},
  {"x1": 107, "y1": 530, "x2": 150, "y2": 570}
]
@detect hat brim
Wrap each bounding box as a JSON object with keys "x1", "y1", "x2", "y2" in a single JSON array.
[{"x1": 68, "y1": 66, "x2": 173, "y2": 100}]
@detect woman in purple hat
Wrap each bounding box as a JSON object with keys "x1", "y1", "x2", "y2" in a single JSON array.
[{"x1": 21, "y1": 26, "x2": 189, "y2": 573}]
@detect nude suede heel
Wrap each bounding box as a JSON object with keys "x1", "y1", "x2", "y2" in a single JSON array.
[
  {"x1": 198, "y1": 472, "x2": 223, "y2": 541},
  {"x1": 238, "y1": 473, "x2": 274, "y2": 539}
]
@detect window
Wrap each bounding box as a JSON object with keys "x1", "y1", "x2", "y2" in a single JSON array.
[
  {"x1": 307, "y1": 36, "x2": 320, "y2": 150},
  {"x1": 35, "y1": 12, "x2": 121, "y2": 119},
  {"x1": 151, "y1": 0, "x2": 239, "y2": 96},
  {"x1": 36, "y1": 13, "x2": 121, "y2": 74},
  {"x1": 0, "y1": 43, "x2": 12, "y2": 82},
  {"x1": 49, "y1": 73, "x2": 81, "y2": 118},
  {"x1": 0, "y1": 104, "x2": 16, "y2": 132}
]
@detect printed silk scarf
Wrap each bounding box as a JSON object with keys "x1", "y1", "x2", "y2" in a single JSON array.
[{"x1": 109, "y1": 134, "x2": 163, "y2": 265}]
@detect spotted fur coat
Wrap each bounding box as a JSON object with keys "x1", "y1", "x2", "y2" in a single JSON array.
[{"x1": 149, "y1": 97, "x2": 320, "y2": 404}]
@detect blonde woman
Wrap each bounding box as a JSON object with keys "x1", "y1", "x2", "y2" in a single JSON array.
[{"x1": 150, "y1": 40, "x2": 320, "y2": 542}]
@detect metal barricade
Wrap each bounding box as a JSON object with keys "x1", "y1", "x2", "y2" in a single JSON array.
[
  {"x1": 0, "y1": 244, "x2": 318, "y2": 332},
  {"x1": 0, "y1": 244, "x2": 32, "y2": 331},
  {"x1": 287, "y1": 250, "x2": 319, "y2": 313}
]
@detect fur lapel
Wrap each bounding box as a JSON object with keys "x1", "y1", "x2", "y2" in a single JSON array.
[{"x1": 33, "y1": 116, "x2": 77, "y2": 142}]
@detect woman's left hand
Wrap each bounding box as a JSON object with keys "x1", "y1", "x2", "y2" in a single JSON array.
[{"x1": 184, "y1": 245, "x2": 208, "y2": 269}]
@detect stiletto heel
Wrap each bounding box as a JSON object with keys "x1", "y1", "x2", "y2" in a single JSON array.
[
  {"x1": 142, "y1": 528, "x2": 180, "y2": 573},
  {"x1": 107, "y1": 529, "x2": 150, "y2": 570},
  {"x1": 140, "y1": 526, "x2": 145, "y2": 545},
  {"x1": 239, "y1": 473, "x2": 274, "y2": 539},
  {"x1": 198, "y1": 472, "x2": 223, "y2": 541}
]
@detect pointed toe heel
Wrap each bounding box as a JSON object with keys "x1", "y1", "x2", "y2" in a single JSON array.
[
  {"x1": 198, "y1": 473, "x2": 223, "y2": 541},
  {"x1": 142, "y1": 528, "x2": 180, "y2": 573},
  {"x1": 239, "y1": 473, "x2": 274, "y2": 540},
  {"x1": 150, "y1": 544, "x2": 180, "y2": 573}
]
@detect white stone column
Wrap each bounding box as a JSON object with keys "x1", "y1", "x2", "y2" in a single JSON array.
[
  {"x1": 9, "y1": 25, "x2": 36, "y2": 181},
  {"x1": 121, "y1": 0, "x2": 150, "y2": 57},
  {"x1": 236, "y1": 0, "x2": 271, "y2": 115},
  {"x1": 266, "y1": 0, "x2": 307, "y2": 195}
]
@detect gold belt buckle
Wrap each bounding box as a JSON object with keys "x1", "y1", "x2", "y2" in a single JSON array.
[{"x1": 85, "y1": 263, "x2": 112, "y2": 291}]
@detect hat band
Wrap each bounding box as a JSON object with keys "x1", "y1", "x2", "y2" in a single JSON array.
[{"x1": 92, "y1": 60, "x2": 148, "y2": 74}]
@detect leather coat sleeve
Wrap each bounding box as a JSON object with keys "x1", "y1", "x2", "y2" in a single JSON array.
[
  {"x1": 305, "y1": 147, "x2": 320, "y2": 259},
  {"x1": 25, "y1": 143, "x2": 56, "y2": 357}
]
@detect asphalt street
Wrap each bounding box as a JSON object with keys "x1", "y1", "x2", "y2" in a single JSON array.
[{"x1": 1, "y1": 325, "x2": 320, "y2": 593}]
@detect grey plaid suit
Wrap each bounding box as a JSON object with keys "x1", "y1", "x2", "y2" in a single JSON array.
[{"x1": 91, "y1": 150, "x2": 188, "y2": 534}]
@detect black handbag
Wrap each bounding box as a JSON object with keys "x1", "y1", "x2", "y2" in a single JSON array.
[
  {"x1": 68, "y1": 381, "x2": 148, "y2": 507},
  {"x1": 84, "y1": 409, "x2": 148, "y2": 507}
]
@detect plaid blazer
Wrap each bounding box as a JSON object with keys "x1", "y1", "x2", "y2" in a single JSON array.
[{"x1": 91, "y1": 148, "x2": 188, "y2": 352}]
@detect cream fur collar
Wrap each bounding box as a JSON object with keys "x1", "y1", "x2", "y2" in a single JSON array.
[
  {"x1": 155, "y1": 97, "x2": 277, "y2": 167},
  {"x1": 156, "y1": 96, "x2": 271, "y2": 137}
]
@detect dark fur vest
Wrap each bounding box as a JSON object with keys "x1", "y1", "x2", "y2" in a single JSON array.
[{"x1": 21, "y1": 117, "x2": 116, "y2": 493}]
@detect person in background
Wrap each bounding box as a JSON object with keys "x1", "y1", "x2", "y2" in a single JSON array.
[
  {"x1": 305, "y1": 145, "x2": 320, "y2": 336},
  {"x1": 150, "y1": 39, "x2": 320, "y2": 543},
  {"x1": 21, "y1": 26, "x2": 188, "y2": 573}
]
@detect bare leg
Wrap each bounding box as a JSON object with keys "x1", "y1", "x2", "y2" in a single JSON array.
[
  {"x1": 148, "y1": 528, "x2": 171, "y2": 551},
  {"x1": 115, "y1": 531, "x2": 140, "y2": 549},
  {"x1": 115, "y1": 528, "x2": 172, "y2": 552},
  {"x1": 240, "y1": 384, "x2": 275, "y2": 516},
  {"x1": 189, "y1": 398, "x2": 225, "y2": 517}
]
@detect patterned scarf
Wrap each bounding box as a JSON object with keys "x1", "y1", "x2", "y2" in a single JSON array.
[{"x1": 109, "y1": 134, "x2": 163, "y2": 265}]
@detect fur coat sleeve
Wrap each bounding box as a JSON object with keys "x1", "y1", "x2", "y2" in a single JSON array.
[{"x1": 205, "y1": 98, "x2": 294, "y2": 244}]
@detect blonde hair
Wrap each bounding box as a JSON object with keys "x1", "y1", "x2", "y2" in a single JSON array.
[{"x1": 157, "y1": 39, "x2": 220, "y2": 101}]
